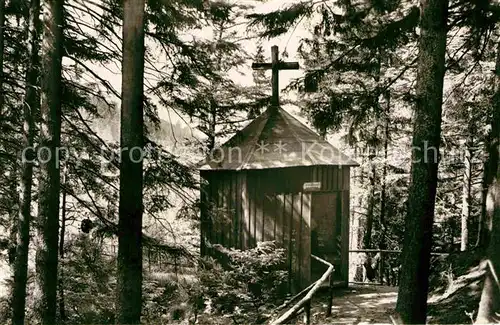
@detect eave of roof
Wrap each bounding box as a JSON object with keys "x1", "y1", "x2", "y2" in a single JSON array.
[{"x1": 197, "y1": 106, "x2": 359, "y2": 170}]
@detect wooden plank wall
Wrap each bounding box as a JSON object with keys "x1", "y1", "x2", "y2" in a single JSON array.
[{"x1": 200, "y1": 165, "x2": 350, "y2": 289}]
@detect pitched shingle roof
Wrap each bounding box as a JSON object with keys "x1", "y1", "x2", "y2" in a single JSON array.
[{"x1": 198, "y1": 107, "x2": 359, "y2": 170}]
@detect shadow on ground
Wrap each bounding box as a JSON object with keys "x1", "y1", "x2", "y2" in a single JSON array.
[{"x1": 301, "y1": 285, "x2": 398, "y2": 324}]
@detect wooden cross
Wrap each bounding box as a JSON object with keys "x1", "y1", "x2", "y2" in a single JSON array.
[{"x1": 252, "y1": 45, "x2": 300, "y2": 108}]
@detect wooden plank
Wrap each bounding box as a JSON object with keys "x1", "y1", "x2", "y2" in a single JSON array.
[
  {"x1": 254, "y1": 175, "x2": 261, "y2": 246},
  {"x1": 207, "y1": 174, "x2": 213, "y2": 249},
  {"x1": 221, "y1": 173, "x2": 227, "y2": 246},
  {"x1": 210, "y1": 173, "x2": 218, "y2": 246},
  {"x1": 300, "y1": 193, "x2": 311, "y2": 287},
  {"x1": 234, "y1": 172, "x2": 241, "y2": 249},
  {"x1": 276, "y1": 194, "x2": 284, "y2": 246},
  {"x1": 200, "y1": 172, "x2": 208, "y2": 256},
  {"x1": 312, "y1": 166, "x2": 318, "y2": 183},
  {"x1": 253, "y1": 173, "x2": 259, "y2": 247},
  {"x1": 225, "y1": 173, "x2": 230, "y2": 247},
  {"x1": 335, "y1": 166, "x2": 340, "y2": 190},
  {"x1": 321, "y1": 166, "x2": 327, "y2": 191},
  {"x1": 241, "y1": 172, "x2": 249, "y2": 250},
  {"x1": 272, "y1": 194, "x2": 277, "y2": 240},
  {"x1": 284, "y1": 193, "x2": 293, "y2": 289},
  {"x1": 227, "y1": 173, "x2": 232, "y2": 246},
  {"x1": 221, "y1": 172, "x2": 228, "y2": 246},
  {"x1": 341, "y1": 190, "x2": 350, "y2": 286},
  {"x1": 326, "y1": 166, "x2": 332, "y2": 191},
  {"x1": 229, "y1": 172, "x2": 238, "y2": 247},
  {"x1": 262, "y1": 193, "x2": 271, "y2": 241},
  {"x1": 343, "y1": 167, "x2": 350, "y2": 191},
  {"x1": 335, "y1": 193, "x2": 342, "y2": 257},
  {"x1": 292, "y1": 193, "x2": 302, "y2": 290},
  {"x1": 257, "y1": 174, "x2": 265, "y2": 243},
  {"x1": 248, "y1": 175, "x2": 255, "y2": 248}
]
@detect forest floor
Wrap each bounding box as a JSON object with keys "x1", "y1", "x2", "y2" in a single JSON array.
[
  {"x1": 305, "y1": 285, "x2": 398, "y2": 324},
  {"x1": 427, "y1": 249, "x2": 485, "y2": 324}
]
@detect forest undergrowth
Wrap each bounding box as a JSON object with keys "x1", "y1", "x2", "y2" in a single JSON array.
[{"x1": 427, "y1": 249, "x2": 486, "y2": 324}]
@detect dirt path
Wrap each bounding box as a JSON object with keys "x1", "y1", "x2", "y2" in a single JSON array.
[{"x1": 301, "y1": 285, "x2": 398, "y2": 324}]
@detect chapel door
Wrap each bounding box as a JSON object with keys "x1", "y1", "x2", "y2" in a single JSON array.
[{"x1": 310, "y1": 192, "x2": 342, "y2": 281}]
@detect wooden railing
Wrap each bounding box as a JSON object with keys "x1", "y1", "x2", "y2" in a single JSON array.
[
  {"x1": 269, "y1": 254, "x2": 335, "y2": 325},
  {"x1": 349, "y1": 249, "x2": 449, "y2": 286}
]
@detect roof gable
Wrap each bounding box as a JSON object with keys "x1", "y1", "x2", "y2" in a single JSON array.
[{"x1": 198, "y1": 107, "x2": 359, "y2": 170}]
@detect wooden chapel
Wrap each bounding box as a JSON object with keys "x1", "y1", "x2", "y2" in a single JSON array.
[{"x1": 198, "y1": 46, "x2": 358, "y2": 291}]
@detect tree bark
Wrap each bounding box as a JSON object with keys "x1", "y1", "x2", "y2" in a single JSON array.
[
  {"x1": 58, "y1": 170, "x2": 67, "y2": 322},
  {"x1": 475, "y1": 175, "x2": 500, "y2": 323},
  {"x1": 476, "y1": 157, "x2": 491, "y2": 248},
  {"x1": 116, "y1": 0, "x2": 145, "y2": 323},
  {"x1": 395, "y1": 0, "x2": 448, "y2": 323},
  {"x1": 363, "y1": 159, "x2": 376, "y2": 249},
  {"x1": 0, "y1": 0, "x2": 5, "y2": 115},
  {"x1": 11, "y1": 0, "x2": 41, "y2": 324},
  {"x1": 475, "y1": 37, "x2": 500, "y2": 325},
  {"x1": 208, "y1": 97, "x2": 216, "y2": 151},
  {"x1": 206, "y1": 23, "x2": 224, "y2": 152},
  {"x1": 476, "y1": 42, "x2": 500, "y2": 249},
  {"x1": 355, "y1": 146, "x2": 365, "y2": 251},
  {"x1": 461, "y1": 134, "x2": 473, "y2": 252},
  {"x1": 352, "y1": 146, "x2": 365, "y2": 282},
  {"x1": 34, "y1": 0, "x2": 64, "y2": 323},
  {"x1": 379, "y1": 91, "x2": 390, "y2": 252}
]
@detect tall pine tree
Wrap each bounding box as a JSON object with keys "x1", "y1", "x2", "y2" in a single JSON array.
[
  {"x1": 395, "y1": 0, "x2": 449, "y2": 322},
  {"x1": 11, "y1": 0, "x2": 40, "y2": 323},
  {"x1": 34, "y1": 0, "x2": 64, "y2": 323},
  {"x1": 116, "y1": 0, "x2": 145, "y2": 322}
]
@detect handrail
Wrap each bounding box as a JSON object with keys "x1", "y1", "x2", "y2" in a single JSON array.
[
  {"x1": 273, "y1": 282, "x2": 316, "y2": 313},
  {"x1": 349, "y1": 249, "x2": 449, "y2": 256},
  {"x1": 349, "y1": 249, "x2": 449, "y2": 286},
  {"x1": 270, "y1": 254, "x2": 334, "y2": 325}
]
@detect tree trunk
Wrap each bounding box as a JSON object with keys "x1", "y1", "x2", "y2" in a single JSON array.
[
  {"x1": 58, "y1": 170, "x2": 67, "y2": 322},
  {"x1": 476, "y1": 157, "x2": 491, "y2": 248},
  {"x1": 377, "y1": 93, "x2": 390, "y2": 284},
  {"x1": 34, "y1": 0, "x2": 64, "y2": 323},
  {"x1": 363, "y1": 148, "x2": 376, "y2": 249},
  {"x1": 352, "y1": 146, "x2": 365, "y2": 282},
  {"x1": 0, "y1": 0, "x2": 5, "y2": 115},
  {"x1": 206, "y1": 23, "x2": 225, "y2": 152},
  {"x1": 395, "y1": 0, "x2": 448, "y2": 323},
  {"x1": 208, "y1": 97, "x2": 216, "y2": 151},
  {"x1": 476, "y1": 42, "x2": 500, "y2": 249},
  {"x1": 356, "y1": 146, "x2": 365, "y2": 251},
  {"x1": 2, "y1": 0, "x2": 14, "y2": 266},
  {"x1": 8, "y1": 167, "x2": 18, "y2": 266},
  {"x1": 461, "y1": 135, "x2": 473, "y2": 251},
  {"x1": 379, "y1": 91, "x2": 390, "y2": 252},
  {"x1": 116, "y1": 0, "x2": 145, "y2": 323},
  {"x1": 11, "y1": 0, "x2": 41, "y2": 323},
  {"x1": 475, "y1": 175, "x2": 500, "y2": 323},
  {"x1": 475, "y1": 37, "x2": 500, "y2": 325}
]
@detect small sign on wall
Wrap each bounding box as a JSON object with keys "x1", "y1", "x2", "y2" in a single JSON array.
[{"x1": 303, "y1": 182, "x2": 321, "y2": 191}]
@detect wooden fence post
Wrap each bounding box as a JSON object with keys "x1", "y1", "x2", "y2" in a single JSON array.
[
  {"x1": 326, "y1": 273, "x2": 334, "y2": 317},
  {"x1": 304, "y1": 300, "x2": 311, "y2": 324},
  {"x1": 379, "y1": 252, "x2": 384, "y2": 285}
]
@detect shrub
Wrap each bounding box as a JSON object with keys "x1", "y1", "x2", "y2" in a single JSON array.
[{"x1": 189, "y1": 241, "x2": 289, "y2": 324}]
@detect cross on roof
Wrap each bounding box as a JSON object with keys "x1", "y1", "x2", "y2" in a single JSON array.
[{"x1": 252, "y1": 45, "x2": 299, "y2": 108}]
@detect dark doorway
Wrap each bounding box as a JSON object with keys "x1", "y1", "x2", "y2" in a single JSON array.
[{"x1": 311, "y1": 192, "x2": 342, "y2": 281}]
